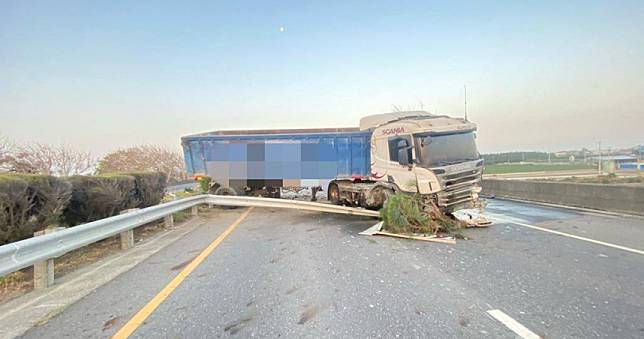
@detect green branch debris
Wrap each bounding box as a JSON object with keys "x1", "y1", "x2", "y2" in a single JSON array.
[{"x1": 379, "y1": 194, "x2": 466, "y2": 238}]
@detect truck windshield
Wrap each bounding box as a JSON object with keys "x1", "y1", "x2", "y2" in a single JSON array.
[{"x1": 414, "y1": 131, "x2": 479, "y2": 167}]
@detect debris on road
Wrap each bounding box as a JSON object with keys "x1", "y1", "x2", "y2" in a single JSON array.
[
  {"x1": 452, "y1": 201, "x2": 492, "y2": 228},
  {"x1": 359, "y1": 221, "x2": 457, "y2": 244},
  {"x1": 360, "y1": 195, "x2": 491, "y2": 243}
]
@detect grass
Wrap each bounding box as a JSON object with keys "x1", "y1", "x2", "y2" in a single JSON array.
[
  {"x1": 546, "y1": 174, "x2": 644, "y2": 184},
  {"x1": 172, "y1": 210, "x2": 189, "y2": 223},
  {"x1": 484, "y1": 163, "x2": 595, "y2": 174}
]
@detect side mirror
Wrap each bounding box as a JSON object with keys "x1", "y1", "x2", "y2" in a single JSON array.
[{"x1": 398, "y1": 149, "x2": 410, "y2": 165}]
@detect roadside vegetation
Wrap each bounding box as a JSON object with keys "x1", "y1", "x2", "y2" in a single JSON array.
[
  {"x1": 0, "y1": 136, "x2": 94, "y2": 176},
  {"x1": 484, "y1": 163, "x2": 595, "y2": 174},
  {"x1": 0, "y1": 185, "x2": 213, "y2": 304},
  {"x1": 481, "y1": 151, "x2": 585, "y2": 164},
  {"x1": 0, "y1": 172, "x2": 167, "y2": 245},
  {"x1": 96, "y1": 144, "x2": 186, "y2": 183},
  {"x1": 1, "y1": 135, "x2": 186, "y2": 183}
]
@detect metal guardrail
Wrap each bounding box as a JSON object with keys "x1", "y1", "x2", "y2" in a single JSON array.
[
  {"x1": 166, "y1": 182, "x2": 200, "y2": 193},
  {"x1": 205, "y1": 195, "x2": 379, "y2": 217},
  {"x1": 0, "y1": 195, "x2": 378, "y2": 277}
]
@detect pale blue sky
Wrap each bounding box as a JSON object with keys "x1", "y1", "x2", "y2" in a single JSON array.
[{"x1": 1, "y1": 1, "x2": 643, "y2": 154}]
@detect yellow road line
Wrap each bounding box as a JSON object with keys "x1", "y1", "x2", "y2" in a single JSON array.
[{"x1": 112, "y1": 208, "x2": 253, "y2": 339}]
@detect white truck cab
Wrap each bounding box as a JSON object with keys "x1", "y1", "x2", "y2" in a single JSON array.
[{"x1": 329, "y1": 111, "x2": 483, "y2": 213}]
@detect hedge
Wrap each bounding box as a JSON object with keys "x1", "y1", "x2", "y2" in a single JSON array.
[
  {"x1": 127, "y1": 172, "x2": 167, "y2": 208},
  {"x1": 63, "y1": 175, "x2": 138, "y2": 226},
  {"x1": 0, "y1": 172, "x2": 167, "y2": 245},
  {"x1": 0, "y1": 174, "x2": 71, "y2": 244}
]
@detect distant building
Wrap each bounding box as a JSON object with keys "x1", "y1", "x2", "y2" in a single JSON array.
[{"x1": 590, "y1": 155, "x2": 638, "y2": 173}]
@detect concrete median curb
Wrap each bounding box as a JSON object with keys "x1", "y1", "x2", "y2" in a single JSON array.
[{"x1": 482, "y1": 179, "x2": 644, "y2": 216}]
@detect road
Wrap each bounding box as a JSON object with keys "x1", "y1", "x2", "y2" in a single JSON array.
[{"x1": 19, "y1": 199, "x2": 644, "y2": 338}]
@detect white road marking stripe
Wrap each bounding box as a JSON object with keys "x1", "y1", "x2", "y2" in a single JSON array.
[
  {"x1": 489, "y1": 216, "x2": 644, "y2": 256},
  {"x1": 487, "y1": 309, "x2": 540, "y2": 339}
]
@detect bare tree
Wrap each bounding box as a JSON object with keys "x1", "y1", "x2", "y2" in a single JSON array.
[
  {"x1": 6, "y1": 143, "x2": 96, "y2": 176},
  {"x1": 97, "y1": 145, "x2": 186, "y2": 183},
  {"x1": 0, "y1": 136, "x2": 15, "y2": 172},
  {"x1": 52, "y1": 145, "x2": 95, "y2": 176}
]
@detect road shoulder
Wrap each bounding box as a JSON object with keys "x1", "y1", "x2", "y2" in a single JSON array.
[{"x1": 0, "y1": 216, "x2": 208, "y2": 339}]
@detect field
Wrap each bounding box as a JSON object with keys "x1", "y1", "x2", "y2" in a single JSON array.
[
  {"x1": 483, "y1": 163, "x2": 595, "y2": 174},
  {"x1": 547, "y1": 174, "x2": 643, "y2": 184}
]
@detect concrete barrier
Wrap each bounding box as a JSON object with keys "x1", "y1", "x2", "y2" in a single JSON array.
[{"x1": 482, "y1": 179, "x2": 644, "y2": 216}]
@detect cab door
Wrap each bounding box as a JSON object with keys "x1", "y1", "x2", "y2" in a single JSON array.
[{"x1": 386, "y1": 135, "x2": 419, "y2": 193}]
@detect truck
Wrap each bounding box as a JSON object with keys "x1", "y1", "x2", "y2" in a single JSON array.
[{"x1": 181, "y1": 111, "x2": 483, "y2": 213}]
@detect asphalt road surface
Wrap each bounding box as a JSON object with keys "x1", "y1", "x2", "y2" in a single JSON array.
[{"x1": 20, "y1": 199, "x2": 644, "y2": 338}]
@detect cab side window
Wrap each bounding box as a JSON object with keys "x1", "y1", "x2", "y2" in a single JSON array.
[{"x1": 388, "y1": 135, "x2": 413, "y2": 164}]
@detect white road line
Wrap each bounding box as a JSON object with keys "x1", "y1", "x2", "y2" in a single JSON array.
[
  {"x1": 487, "y1": 309, "x2": 540, "y2": 339},
  {"x1": 489, "y1": 216, "x2": 644, "y2": 256}
]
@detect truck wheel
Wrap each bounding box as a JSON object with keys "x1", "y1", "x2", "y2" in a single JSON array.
[
  {"x1": 214, "y1": 186, "x2": 237, "y2": 196},
  {"x1": 213, "y1": 186, "x2": 238, "y2": 209},
  {"x1": 328, "y1": 183, "x2": 341, "y2": 205},
  {"x1": 364, "y1": 186, "x2": 394, "y2": 210}
]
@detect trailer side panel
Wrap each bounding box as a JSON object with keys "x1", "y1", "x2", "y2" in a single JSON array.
[{"x1": 181, "y1": 131, "x2": 371, "y2": 191}]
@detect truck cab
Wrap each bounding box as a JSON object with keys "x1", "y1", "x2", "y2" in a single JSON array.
[{"x1": 330, "y1": 111, "x2": 483, "y2": 213}]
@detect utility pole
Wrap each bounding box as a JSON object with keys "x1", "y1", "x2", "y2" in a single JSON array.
[
  {"x1": 464, "y1": 84, "x2": 468, "y2": 121},
  {"x1": 598, "y1": 141, "x2": 602, "y2": 175}
]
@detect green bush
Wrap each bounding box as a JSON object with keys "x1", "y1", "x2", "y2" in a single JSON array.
[
  {"x1": 125, "y1": 172, "x2": 167, "y2": 207},
  {"x1": 0, "y1": 176, "x2": 34, "y2": 244},
  {"x1": 0, "y1": 174, "x2": 72, "y2": 245},
  {"x1": 63, "y1": 175, "x2": 138, "y2": 226},
  {"x1": 197, "y1": 176, "x2": 211, "y2": 193},
  {"x1": 0, "y1": 171, "x2": 167, "y2": 244},
  {"x1": 5, "y1": 174, "x2": 72, "y2": 228}
]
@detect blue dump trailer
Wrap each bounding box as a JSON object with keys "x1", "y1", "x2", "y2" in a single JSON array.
[
  {"x1": 181, "y1": 128, "x2": 371, "y2": 196},
  {"x1": 182, "y1": 111, "x2": 484, "y2": 211}
]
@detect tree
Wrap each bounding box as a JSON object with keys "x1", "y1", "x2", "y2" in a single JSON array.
[
  {"x1": 8, "y1": 143, "x2": 95, "y2": 176},
  {"x1": 97, "y1": 145, "x2": 186, "y2": 183},
  {"x1": 0, "y1": 136, "x2": 15, "y2": 172}
]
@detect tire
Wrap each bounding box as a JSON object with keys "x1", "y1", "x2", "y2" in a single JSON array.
[
  {"x1": 364, "y1": 186, "x2": 394, "y2": 210},
  {"x1": 328, "y1": 183, "x2": 341, "y2": 205},
  {"x1": 213, "y1": 186, "x2": 238, "y2": 209}
]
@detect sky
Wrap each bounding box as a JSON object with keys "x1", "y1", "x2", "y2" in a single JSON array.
[{"x1": 1, "y1": 0, "x2": 643, "y2": 155}]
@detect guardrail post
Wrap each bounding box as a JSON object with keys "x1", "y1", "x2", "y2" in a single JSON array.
[
  {"x1": 119, "y1": 209, "x2": 139, "y2": 250},
  {"x1": 33, "y1": 227, "x2": 63, "y2": 289},
  {"x1": 164, "y1": 214, "x2": 174, "y2": 228},
  {"x1": 191, "y1": 205, "x2": 199, "y2": 217}
]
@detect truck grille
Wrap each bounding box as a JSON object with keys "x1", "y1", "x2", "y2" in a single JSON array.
[{"x1": 434, "y1": 160, "x2": 483, "y2": 211}]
